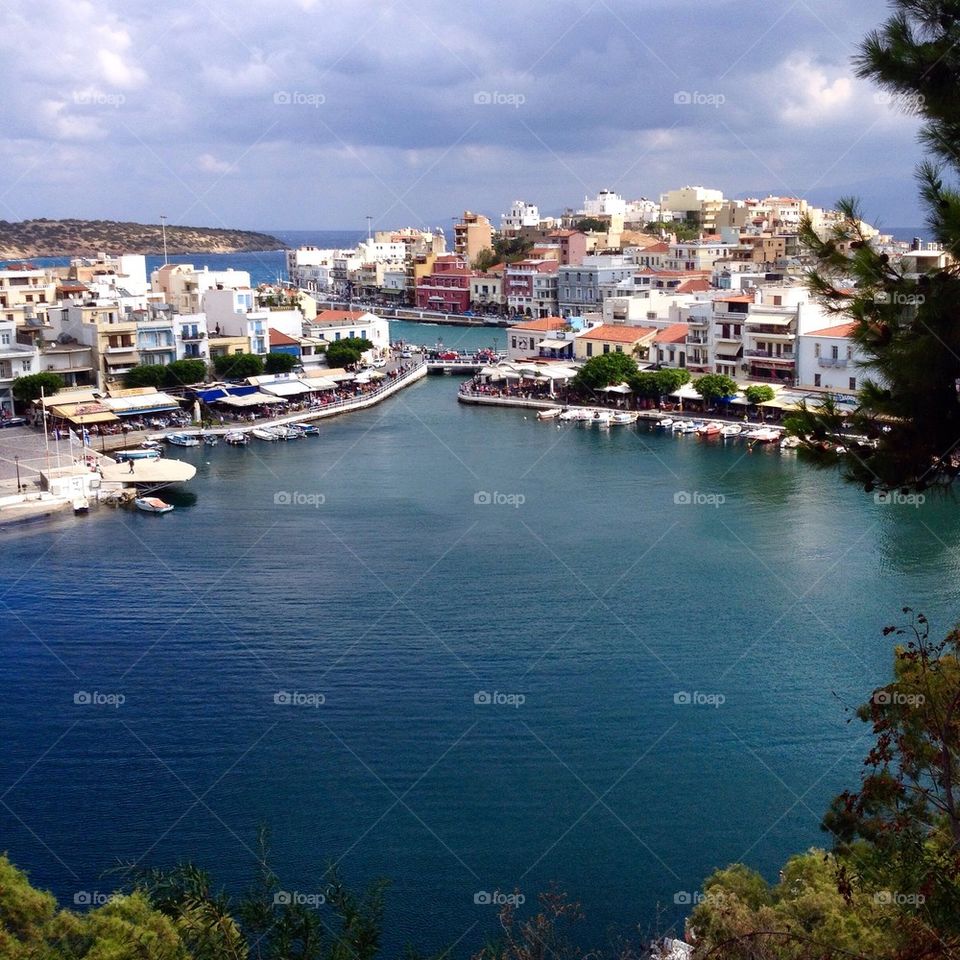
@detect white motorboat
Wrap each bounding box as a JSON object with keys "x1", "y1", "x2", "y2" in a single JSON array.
[
  {"x1": 224, "y1": 431, "x2": 249, "y2": 445},
  {"x1": 609, "y1": 411, "x2": 639, "y2": 425},
  {"x1": 780, "y1": 435, "x2": 801, "y2": 450},
  {"x1": 252, "y1": 427, "x2": 279, "y2": 441},
  {"x1": 114, "y1": 448, "x2": 162, "y2": 461},
  {"x1": 747, "y1": 428, "x2": 780, "y2": 444},
  {"x1": 167, "y1": 433, "x2": 200, "y2": 447},
  {"x1": 591, "y1": 410, "x2": 613, "y2": 426},
  {"x1": 559, "y1": 408, "x2": 589, "y2": 421},
  {"x1": 658, "y1": 418, "x2": 674, "y2": 429},
  {"x1": 537, "y1": 408, "x2": 562, "y2": 420},
  {"x1": 720, "y1": 425, "x2": 742, "y2": 438},
  {"x1": 674, "y1": 421, "x2": 696, "y2": 434},
  {"x1": 134, "y1": 496, "x2": 174, "y2": 514}
]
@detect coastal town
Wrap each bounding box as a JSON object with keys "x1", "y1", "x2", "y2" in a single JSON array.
[{"x1": 0, "y1": 184, "x2": 943, "y2": 523}]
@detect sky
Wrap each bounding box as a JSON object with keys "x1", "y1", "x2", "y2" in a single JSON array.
[{"x1": 0, "y1": 0, "x2": 931, "y2": 233}]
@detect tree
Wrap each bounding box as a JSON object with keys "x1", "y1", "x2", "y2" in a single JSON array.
[
  {"x1": 629, "y1": 368, "x2": 690, "y2": 398},
  {"x1": 744, "y1": 384, "x2": 775, "y2": 405},
  {"x1": 572, "y1": 353, "x2": 638, "y2": 391},
  {"x1": 11, "y1": 371, "x2": 63, "y2": 403},
  {"x1": 492, "y1": 235, "x2": 533, "y2": 264},
  {"x1": 324, "y1": 337, "x2": 373, "y2": 369},
  {"x1": 473, "y1": 247, "x2": 499, "y2": 272},
  {"x1": 692, "y1": 374, "x2": 738, "y2": 404},
  {"x1": 787, "y1": 1, "x2": 960, "y2": 493},
  {"x1": 213, "y1": 353, "x2": 264, "y2": 380},
  {"x1": 574, "y1": 217, "x2": 607, "y2": 233},
  {"x1": 644, "y1": 220, "x2": 700, "y2": 242},
  {"x1": 264, "y1": 352, "x2": 299, "y2": 375},
  {"x1": 164, "y1": 358, "x2": 208, "y2": 387},
  {"x1": 124, "y1": 365, "x2": 167, "y2": 389}
]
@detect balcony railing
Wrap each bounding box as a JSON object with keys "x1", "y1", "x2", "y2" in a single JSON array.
[
  {"x1": 181, "y1": 331, "x2": 206, "y2": 341},
  {"x1": 818, "y1": 357, "x2": 848, "y2": 368},
  {"x1": 745, "y1": 349, "x2": 794, "y2": 360},
  {"x1": 686, "y1": 336, "x2": 708, "y2": 344},
  {"x1": 105, "y1": 344, "x2": 138, "y2": 354}
]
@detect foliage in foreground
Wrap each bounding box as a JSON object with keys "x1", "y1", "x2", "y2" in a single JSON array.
[
  {"x1": 12, "y1": 371, "x2": 64, "y2": 402},
  {"x1": 789, "y1": 0, "x2": 960, "y2": 493}
]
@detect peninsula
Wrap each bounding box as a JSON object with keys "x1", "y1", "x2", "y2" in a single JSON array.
[{"x1": 0, "y1": 219, "x2": 286, "y2": 258}]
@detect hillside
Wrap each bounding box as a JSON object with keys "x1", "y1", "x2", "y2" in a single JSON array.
[{"x1": 0, "y1": 219, "x2": 286, "y2": 258}]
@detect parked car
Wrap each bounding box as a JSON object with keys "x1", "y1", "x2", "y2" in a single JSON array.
[
  {"x1": 371, "y1": 358, "x2": 387, "y2": 368},
  {"x1": 0, "y1": 416, "x2": 27, "y2": 428},
  {"x1": 400, "y1": 350, "x2": 412, "y2": 359}
]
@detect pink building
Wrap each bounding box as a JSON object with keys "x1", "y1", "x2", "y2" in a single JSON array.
[
  {"x1": 547, "y1": 229, "x2": 588, "y2": 266},
  {"x1": 415, "y1": 255, "x2": 472, "y2": 313}
]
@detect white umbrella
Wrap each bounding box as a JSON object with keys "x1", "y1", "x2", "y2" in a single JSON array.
[{"x1": 193, "y1": 399, "x2": 202, "y2": 422}]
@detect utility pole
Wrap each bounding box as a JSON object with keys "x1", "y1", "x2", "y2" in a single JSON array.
[
  {"x1": 160, "y1": 214, "x2": 169, "y2": 265},
  {"x1": 366, "y1": 215, "x2": 372, "y2": 241}
]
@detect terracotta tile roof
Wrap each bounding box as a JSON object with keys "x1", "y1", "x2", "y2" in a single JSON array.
[
  {"x1": 509, "y1": 316, "x2": 567, "y2": 332},
  {"x1": 579, "y1": 324, "x2": 657, "y2": 343},
  {"x1": 653, "y1": 323, "x2": 690, "y2": 343},
  {"x1": 268, "y1": 328, "x2": 300, "y2": 346},
  {"x1": 315, "y1": 309, "x2": 369, "y2": 322},
  {"x1": 676, "y1": 278, "x2": 713, "y2": 294},
  {"x1": 805, "y1": 321, "x2": 857, "y2": 338},
  {"x1": 716, "y1": 295, "x2": 754, "y2": 303}
]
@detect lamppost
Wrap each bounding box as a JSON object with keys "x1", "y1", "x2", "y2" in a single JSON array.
[{"x1": 14, "y1": 454, "x2": 21, "y2": 493}]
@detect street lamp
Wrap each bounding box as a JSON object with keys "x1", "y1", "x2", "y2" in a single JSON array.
[
  {"x1": 14, "y1": 454, "x2": 21, "y2": 493},
  {"x1": 160, "y1": 214, "x2": 169, "y2": 265}
]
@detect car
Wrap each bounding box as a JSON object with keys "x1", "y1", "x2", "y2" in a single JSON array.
[
  {"x1": 371, "y1": 358, "x2": 387, "y2": 368},
  {"x1": 400, "y1": 350, "x2": 412, "y2": 359},
  {"x1": 0, "y1": 416, "x2": 27, "y2": 428},
  {"x1": 437, "y1": 351, "x2": 459, "y2": 361}
]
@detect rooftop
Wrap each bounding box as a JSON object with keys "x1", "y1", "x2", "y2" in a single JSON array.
[
  {"x1": 508, "y1": 316, "x2": 567, "y2": 332},
  {"x1": 579, "y1": 323, "x2": 657, "y2": 343},
  {"x1": 805, "y1": 321, "x2": 857, "y2": 338}
]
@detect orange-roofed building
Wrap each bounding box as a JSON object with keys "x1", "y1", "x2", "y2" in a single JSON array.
[
  {"x1": 574, "y1": 323, "x2": 657, "y2": 361},
  {"x1": 797, "y1": 320, "x2": 866, "y2": 394}
]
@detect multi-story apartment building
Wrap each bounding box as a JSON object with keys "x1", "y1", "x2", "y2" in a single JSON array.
[
  {"x1": 470, "y1": 269, "x2": 506, "y2": 313},
  {"x1": 557, "y1": 256, "x2": 636, "y2": 316},
  {"x1": 660, "y1": 186, "x2": 725, "y2": 231},
  {"x1": 151, "y1": 264, "x2": 252, "y2": 314},
  {"x1": 414, "y1": 255, "x2": 471, "y2": 313},
  {"x1": 0, "y1": 264, "x2": 57, "y2": 331},
  {"x1": 573, "y1": 323, "x2": 657, "y2": 361},
  {"x1": 504, "y1": 259, "x2": 558, "y2": 317},
  {"x1": 0, "y1": 318, "x2": 39, "y2": 415},
  {"x1": 500, "y1": 201, "x2": 541, "y2": 233},
  {"x1": 454, "y1": 211, "x2": 493, "y2": 264},
  {"x1": 286, "y1": 247, "x2": 338, "y2": 293},
  {"x1": 57, "y1": 300, "x2": 141, "y2": 389},
  {"x1": 796, "y1": 322, "x2": 866, "y2": 394}
]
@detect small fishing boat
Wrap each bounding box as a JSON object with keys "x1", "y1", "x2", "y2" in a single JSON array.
[
  {"x1": 224, "y1": 431, "x2": 249, "y2": 445},
  {"x1": 73, "y1": 497, "x2": 90, "y2": 514},
  {"x1": 780, "y1": 435, "x2": 801, "y2": 450},
  {"x1": 609, "y1": 411, "x2": 639, "y2": 425},
  {"x1": 674, "y1": 421, "x2": 696, "y2": 434},
  {"x1": 296, "y1": 423, "x2": 320, "y2": 436},
  {"x1": 134, "y1": 496, "x2": 174, "y2": 514},
  {"x1": 203, "y1": 435, "x2": 218, "y2": 446},
  {"x1": 167, "y1": 433, "x2": 200, "y2": 447},
  {"x1": 140, "y1": 439, "x2": 162, "y2": 450},
  {"x1": 591, "y1": 410, "x2": 613, "y2": 426},
  {"x1": 275, "y1": 426, "x2": 301, "y2": 440},
  {"x1": 252, "y1": 427, "x2": 279, "y2": 441},
  {"x1": 720, "y1": 425, "x2": 742, "y2": 438},
  {"x1": 747, "y1": 428, "x2": 780, "y2": 444},
  {"x1": 559, "y1": 408, "x2": 589, "y2": 421},
  {"x1": 114, "y1": 448, "x2": 162, "y2": 461},
  {"x1": 696, "y1": 421, "x2": 722, "y2": 436},
  {"x1": 658, "y1": 418, "x2": 674, "y2": 429},
  {"x1": 537, "y1": 408, "x2": 562, "y2": 420}
]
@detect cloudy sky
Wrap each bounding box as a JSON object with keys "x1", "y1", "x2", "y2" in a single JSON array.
[{"x1": 0, "y1": 0, "x2": 929, "y2": 233}]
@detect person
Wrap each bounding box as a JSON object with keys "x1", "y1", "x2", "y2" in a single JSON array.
[{"x1": 128, "y1": 459, "x2": 135, "y2": 474}]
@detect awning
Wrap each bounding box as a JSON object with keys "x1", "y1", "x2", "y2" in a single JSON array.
[
  {"x1": 218, "y1": 392, "x2": 287, "y2": 407},
  {"x1": 49, "y1": 404, "x2": 119, "y2": 425},
  {"x1": 302, "y1": 377, "x2": 337, "y2": 391},
  {"x1": 670, "y1": 384, "x2": 703, "y2": 400},
  {"x1": 260, "y1": 380, "x2": 313, "y2": 397},
  {"x1": 600, "y1": 383, "x2": 632, "y2": 394},
  {"x1": 37, "y1": 389, "x2": 99, "y2": 408},
  {"x1": 746, "y1": 315, "x2": 793, "y2": 327},
  {"x1": 105, "y1": 392, "x2": 181, "y2": 415},
  {"x1": 537, "y1": 338, "x2": 572, "y2": 350}
]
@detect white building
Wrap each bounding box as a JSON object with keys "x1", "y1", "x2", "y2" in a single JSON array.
[
  {"x1": 796, "y1": 321, "x2": 866, "y2": 394},
  {"x1": 581, "y1": 189, "x2": 627, "y2": 218},
  {"x1": 501, "y1": 200, "x2": 541, "y2": 232},
  {"x1": 151, "y1": 264, "x2": 252, "y2": 314},
  {"x1": 0, "y1": 319, "x2": 39, "y2": 415},
  {"x1": 624, "y1": 198, "x2": 661, "y2": 225},
  {"x1": 286, "y1": 247, "x2": 339, "y2": 293},
  {"x1": 304, "y1": 309, "x2": 389, "y2": 353}
]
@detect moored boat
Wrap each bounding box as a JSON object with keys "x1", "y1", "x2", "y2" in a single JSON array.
[
  {"x1": 609, "y1": 411, "x2": 639, "y2": 425},
  {"x1": 696, "y1": 421, "x2": 722, "y2": 436},
  {"x1": 591, "y1": 410, "x2": 613, "y2": 426},
  {"x1": 224, "y1": 430, "x2": 249, "y2": 445},
  {"x1": 559, "y1": 408, "x2": 589, "y2": 421},
  {"x1": 537, "y1": 408, "x2": 562, "y2": 420},
  {"x1": 780, "y1": 435, "x2": 801, "y2": 450},
  {"x1": 167, "y1": 433, "x2": 200, "y2": 447},
  {"x1": 252, "y1": 427, "x2": 279, "y2": 441},
  {"x1": 296, "y1": 423, "x2": 320, "y2": 436},
  {"x1": 720, "y1": 424, "x2": 742, "y2": 438},
  {"x1": 114, "y1": 448, "x2": 162, "y2": 461},
  {"x1": 134, "y1": 496, "x2": 174, "y2": 514},
  {"x1": 747, "y1": 427, "x2": 780, "y2": 443},
  {"x1": 658, "y1": 418, "x2": 674, "y2": 429}
]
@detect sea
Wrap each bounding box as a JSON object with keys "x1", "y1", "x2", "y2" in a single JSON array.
[{"x1": 3, "y1": 349, "x2": 958, "y2": 955}]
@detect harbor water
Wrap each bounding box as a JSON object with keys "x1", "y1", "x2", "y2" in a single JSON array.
[{"x1": 2, "y1": 320, "x2": 958, "y2": 953}]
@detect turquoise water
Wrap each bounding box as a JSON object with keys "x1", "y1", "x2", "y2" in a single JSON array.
[{"x1": 2, "y1": 335, "x2": 958, "y2": 952}]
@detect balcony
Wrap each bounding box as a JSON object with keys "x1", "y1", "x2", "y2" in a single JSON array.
[
  {"x1": 686, "y1": 335, "x2": 708, "y2": 344},
  {"x1": 818, "y1": 357, "x2": 848, "y2": 368},
  {"x1": 745, "y1": 349, "x2": 794, "y2": 363},
  {"x1": 181, "y1": 330, "x2": 206, "y2": 341},
  {"x1": 105, "y1": 344, "x2": 138, "y2": 354}
]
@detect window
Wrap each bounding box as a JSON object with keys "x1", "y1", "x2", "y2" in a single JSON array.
[
  {"x1": 334, "y1": 332, "x2": 341, "y2": 341},
  {"x1": 586, "y1": 342, "x2": 593, "y2": 357},
  {"x1": 615, "y1": 345, "x2": 622, "y2": 353},
  {"x1": 846, "y1": 345, "x2": 853, "y2": 360},
  {"x1": 0, "y1": 332, "x2": 8, "y2": 345},
  {"x1": 814, "y1": 342, "x2": 821, "y2": 358},
  {"x1": 603, "y1": 344, "x2": 610, "y2": 354},
  {"x1": 831, "y1": 345, "x2": 839, "y2": 360},
  {"x1": 849, "y1": 377, "x2": 857, "y2": 390}
]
